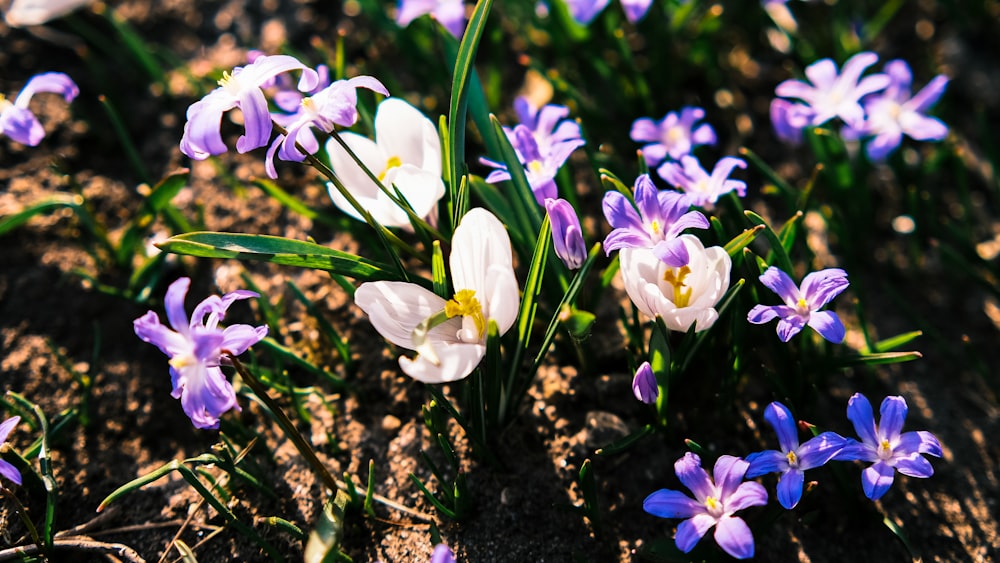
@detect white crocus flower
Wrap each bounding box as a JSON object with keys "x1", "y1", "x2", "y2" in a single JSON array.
[
  {"x1": 620, "y1": 234, "x2": 731, "y2": 332},
  {"x1": 355, "y1": 208, "x2": 519, "y2": 383},
  {"x1": 326, "y1": 98, "x2": 445, "y2": 228}
]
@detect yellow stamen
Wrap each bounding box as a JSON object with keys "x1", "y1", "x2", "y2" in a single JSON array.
[
  {"x1": 650, "y1": 220, "x2": 661, "y2": 234},
  {"x1": 378, "y1": 156, "x2": 403, "y2": 181},
  {"x1": 527, "y1": 160, "x2": 545, "y2": 175},
  {"x1": 169, "y1": 355, "x2": 194, "y2": 369},
  {"x1": 663, "y1": 265, "x2": 693, "y2": 307},
  {"x1": 705, "y1": 496, "x2": 720, "y2": 511},
  {"x1": 445, "y1": 289, "x2": 486, "y2": 340},
  {"x1": 217, "y1": 70, "x2": 235, "y2": 88},
  {"x1": 796, "y1": 297, "x2": 808, "y2": 310},
  {"x1": 786, "y1": 450, "x2": 798, "y2": 465}
]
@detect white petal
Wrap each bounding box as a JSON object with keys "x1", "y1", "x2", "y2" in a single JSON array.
[
  {"x1": 383, "y1": 164, "x2": 446, "y2": 223},
  {"x1": 450, "y1": 208, "x2": 515, "y2": 296},
  {"x1": 326, "y1": 132, "x2": 385, "y2": 201},
  {"x1": 400, "y1": 341, "x2": 485, "y2": 383},
  {"x1": 483, "y1": 263, "x2": 520, "y2": 336},
  {"x1": 355, "y1": 281, "x2": 449, "y2": 350},
  {"x1": 374, "y1": 98, "x2": 441, "y2": 175},
  {"x1": 5, "y1": 0, "x2": 92, "y2": 26}
]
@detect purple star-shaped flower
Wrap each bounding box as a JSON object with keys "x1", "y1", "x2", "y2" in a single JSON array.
[
  {"x1": 545, "y1": 198, "x2": 587, "y2": 270},
  {"x1": 774, "y1": 51, "x2": 890, "y2": 130},
  {"x1": 179, "y1": 54, "x2": 319, "y2": 160},
  {"x1": 843, "y1": 59, "x2": 949, "y2": 161},
  {"x1": 747, "y1": 266, "x2": 849, "y2": 343},
  {"x1": 769, "y1": 98, "x2": 815, "y2": 145},
  {"x1": 1, "y1": 72, "x2": 78, "y2": 146},
  {"x1": 745, "y1": 402, "x2": 847, "y2": 509},
  {"x1": 602, "y1": 174, "x2": 708, "y2": 267},
  {"x1": 835, "y1": 393, "x2": 943, "y2": 501},
  {"x1": 265, "y1": 75, "x2": 388, "y2": 178},
  {"x1": 630, "y1": 107, "x2": 717, "y2": 167},
  {"x1": 644, "y1": 452, "x2": 768, "y2": 559},
  {"x1": 657, "y1": 155, "x2": 747, "y2": 208},
  {"x1": 0, "y1": 416, "x2": 22, "y2": 485},
  {"x1": 512, "y1": 96, "x2": 583, "y2": 157},
  {"x1": 481, "y1": 124, "x2": 584, "y2": 205},
  {"x1": 134, "y1": 278, "x2": 268, "y2": 429}
]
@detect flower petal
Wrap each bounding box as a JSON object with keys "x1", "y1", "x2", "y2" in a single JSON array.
[
  {"x1": 399, "y1": 340, "x2": 485, "y2": 383},
  {"x1": 355, "y1": 281, "x2": 449, "y2": 350},
  {"x1": 164, "y1": 278, "x2": 192, "y2": 334},
  {"x1": 862, "y1": 460, "x2": 896, "y2": 500},
  {"x1": 726, "y1": 481, "x2": 769, "y2": 512},
  {"x1": 878, "y1": 396, "x2": 908, "y2": 442},
  {"x1": 776, "y1": 469, "x2": 804, "y2": 509},
  {"x1": 763, "y1": 401, "x2": 800, "y2": 452},
  {"x1": 450, "y1": 208, "x2": 515, "y2": 299},
  {"x1": 235, "y1": 86, "x2": 273, "y2": 153},
  {"x1": 796, "y1": 432, "x2": 847, "y2": 470},
  {"x1": 674, "y1": 513, "x2": 716, "y2": 553},
  {"x1": 675, "y1": 452, "x2": 714, "y2": 502},
  {"x1": 0, "y1": 460, "x2": 22, "y2": 486},
  {"x1": 894, "y1": 453, "x2": 934, "y2": 478},
  {"x1": 800, "y1": 268, "x2": 849, "y2": 309},
  {"x1": 0, "y1": 417, "x2": 20, "y2": 445},
  {"x1": 713, "y1": 455, "x2": 750, "y2": 501},
  {"x1": 847, "y1": 393, "x2": 879, "y2": 447},
  {"x1": 758, "y1": 267, "x2": 800, "y2": 304},
  {"x1": 896, "y1": 430, "x2": 943, "y2": 458},
  {"x1": 643, "y1": 488, "x2": 703, "y2": 519},
  {"x1": 807, "y1": 310, "x2": 846, "y2": 343},
  {"x1": 714, "y1": 515, "x2": 755, "y2": 559},
  {"x1": 744, "y1": 450, "x2": 786, "y2": 478}
]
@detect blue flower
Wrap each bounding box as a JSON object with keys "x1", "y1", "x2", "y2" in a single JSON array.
[
  {"x1": 602, "y1": 174, "x2": 708, "y2": 267},
  {"x1": 430, "y1": 543, "x2": 456, "y2": 563},
  {"x1": 544, "y1": 198, "x2": 587, "y2": 270},
  {"x1": 134, "y1": 278, "x2": 268, "y2": 429},
  {"x1": 835, "y1": 393, "x2": 943, "y2": 501},
  {"x1": 747, "y1": 266, "x2": 849, "y2": 343},
  {"x1": 0, "y1": 416, "x2": 22, "y2": 485},
  {"x1": 644, "y1": 452, "x2": 768, "y2": 559},
  {"x1": 745, "y1": 402, "x2": 847, "y2": 509},
  {"x1": 1, "y1": 72, "x2": 78, "y2": 146}
]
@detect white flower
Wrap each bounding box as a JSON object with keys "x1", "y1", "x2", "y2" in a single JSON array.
[
  {"x1": 619, "y1": 234, "x2": 731, "y2": 332},
  {"x1": 355, "y1": 208, "x2": 519, "y2": 383},
  {"x1": 326, "y1": 98, "x2": 445, "y2": 228}
]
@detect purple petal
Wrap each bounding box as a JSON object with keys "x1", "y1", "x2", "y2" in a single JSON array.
[
  {"x1": 847, "y1": 393, "x2": 879, "y2": 447},
  {"x1": 763, "y1": 401, "x2": 799, "y2": 452},
  {"x1": 640, "y1": 144, "x2": 669, "y2": 167},
  {"x1": 862, "y1": 460, "x2": 896, "y2": 500},
  {"x1": 0, "y1": 106, "x2": 45, "y2": 145},
  {"x1": 747, "y1": 304, "x2": 784, "y2": 325},
  {"x1": 796, "y1": 432, "x2": 847, "y2": 470},
  {"x1": 220, "y1": 324, "x2": 268, "y2": 357},
  {"x1": 838, "y1": 52, "x2": 880, "y2": 88},
  {"x1": 714, "y1": 515, "x2": 755, "y2": 559},
  {"x1": 180, "y1": 93, "x2": 235, "y2": 159},
  {"x1": 620, "y1": 0, "x2": 652, "y2": 23},
  {"x1": 0, "y1": 460, "x2": 22, "y2": 486},
  {"x1": 866, "y1": 130, "x2": 904, "y2": 161},
  {"x1": 631, "y1": 361, "x2": 658, "y2": 404},
  {"x1": 430, "y1": 544, "x2": 456, "y2": 563},
  {"x1": 896, "y1": 430, "x2": 943, "y2": 458},
  {"x1": 907, "y1": 75, "x2": 949, "y2": 113},
  {"x1": 834, "y1": 438, "x2": 877, "y2": 462},
  {"x1": 643, "y1": 488, "x2": 703, "y2": 519},
  {"x1": 675, "y1": 452, "x2": 714, "y2": 502},
  {"x1": 804, "y1": 58, "x2": 840, "y2": 90},
  {"x1": 776, "y1": 316, "x2": 806, "y2": 342},
  {"x1": 878, "y1": 396, "x2": 909, "y2": 442},
  {"x1": 546, "y1": 198, "x2": 587, "y2": 270},
  {"x1": 674, "y1": 513, "x2": 717, "y2": 553},
  {"x1": 807, "y1": 310, "x2": 846, "y2": 343},
  {"x1": 630, "y1": 117, "x2": 660, "y2": 143},
  {"x1": 691, "y1": 123, "x2": 717, "y2": 147},
  {"x1": 164, "y1": 278, "x2": 192, "y2": 335},
  {"x1": 134, "y1": 310, "x2": 185, "y2": 357},
  {"x1": 758, "y1": 267, "x2": 799, "y2": 303},
  {"x1": 664, "y1": 210, "x2": 710, "y2": 239},
  {"x1": 901, "y1": 113, "x2": 948, "y2": 141},
  {"x1": 712, "y1": 455, "x2": 749, "y2": 501},
  {"x1": 744, "y1": 450, "x2": 786, "y2": 478},
  {"x1": 726, "y1": 481, "x2": 768, "y2": 512},
  {"x1": 235, "y1": 87, "x2": 273, "y2": 153},
  {"x1": 633, "y1": 174, "x2": 661, "y2": 224},
  {"x1": 13, "y1": 72, "x2": 79, "y2": 106},
  {"x1": 601, "y1": 191, "x2": 644, "y2": 236},
  {"x1": 800, "y1": 268, "x2": 849, "y2": 309},
  {"x1": 651, "y1": 237, "x2": 690, "y2": 268},
  {"x1": 775, "y1": 469, "x2": 804, "y2": 509},
  {"x1": 894, "y1": 453, "x2": 934, "y2": 478},
  {"x1": 346, "y1": 75, "x2": 390, "y2": 97},
  {"x1": 265, "y1": 135, "x2": 283, "y2": 179}
]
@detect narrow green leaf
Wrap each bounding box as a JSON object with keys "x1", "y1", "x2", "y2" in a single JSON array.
[
  {"x1": 489, "y1": 114, "x2": 543, "y2": 245},
  {"x1": 0, "y1": 194, "x2": 82, "y2": 237},
  {"x1": 174, "y1": 539, "x2": 199, "y2": 563},
  {"x1": 744, "y1": 211, "x2": 795, "y2": 275},
  {"x1": 256, "y1": 337, "x2": 347, "y2": 390},
  {"x1": 432, "y1": 241, "x2": 449, "y2": 299},
  {"x1": 724, "y1": 225, "x2": 764, "y2": 258},
  {"x1": 830, "y1": 351, "x2": 923, "y2": 368},
  {"x1": 595, "y1": 424, "x2": 654, "y2": 456},
  {"x1": 158, "y1": 232, "x2": 398, "y2": 281},
  {"x1": 304, "y1": 490, "x2": 350, "y2": 563},
  {"x1": 118, "y1": 170, "x2": 189, "y2": 264},
  {"x1": 252, "y1": 178, "x2": 338, "y2": 226},
  {"x1": 871, "y1": 331, "x2": 923, "y2": 353}
]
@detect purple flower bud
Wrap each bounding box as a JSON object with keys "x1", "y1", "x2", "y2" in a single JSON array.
[
  {"x1": 545, "y1": 198, "x2": 587, "y2": 270},
  {"x1": 0, "y1": 416, "x2": 23, "y2": 485},
  {"x1": 632, "y1": 361, "x2": 658, "y2": 404}
]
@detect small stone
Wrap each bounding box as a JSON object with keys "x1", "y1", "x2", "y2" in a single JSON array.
[{"x1": 382, "y1": 414, "x2": 401, "y2": 433}]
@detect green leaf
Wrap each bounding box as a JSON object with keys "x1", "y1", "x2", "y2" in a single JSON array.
[
  {"x1": 871, "y1": 331, "x2": 922, "y2": 353},
  {"x1": 158, "y1": 232, "x2": 398, "y2": 281},
  {"x1": 117, "y1": 170, "x2": 189, "y2": 264},
  {"x1": 829, "y1": 351, "x2": 923, "y2": 368},
  {"x1": 744, "y1": 211, "x2": 795, "y2": 275},
  {"x1": 304, "y1": 490, "x2": 351, "y2": 563},
  {"x1": 447, "y1": 0, "x2": 495, "y2": 227},
  {"x1": 0, "y1": 194, "x2": 82, "y2": 237},
  {"x1": 723, "y1": 224, "x2": 764, "y2": 258},
  {"x1": 595, "y1": 424, "x2": 654, "y2": 456}
]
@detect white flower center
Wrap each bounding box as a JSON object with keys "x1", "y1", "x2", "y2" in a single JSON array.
[
  {"x1": 218, "y1": 70, "x2": 243, "y2": 96},
  {"x1": 704, "y1": 495, "x2": 725, "y2": 518},
  {"x1": 878, "y1": 438, "x2": 894, "y2": 461}
]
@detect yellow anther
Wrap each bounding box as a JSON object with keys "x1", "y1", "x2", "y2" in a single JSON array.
[
  {"x1": 796, "y1": 297, "x2": 809, "y2": 310},
  {"x1": 217, "y1": 70, "x2": 235, "y2": 88},
  {"x1": 786, "y1": 450, "x2": 798, "y2": 465},
  {"x1": 663, "y1": 265, "x2": 693, "y2": 307},
  {"x1": 445, "y1": 289, "x2": 486, "y2": 339},
  {"x1": 169, "y1": 355, "x2": 194, "y2": 369},
  {"x1": 705, "y1": 496, "x2": 720, "y2": 511},
  {"x1": 650, "y1": 220, "x2": 661, "y2": 234},
  {"x1": 665, "y1": 126, "x2": 684, "y2": 144},
  {"x1": 527, "y1": 160, "x2": 545, "y2": 175},
  {"x1": 378, "y1": 156, "x2": 403, "y2": 181}
]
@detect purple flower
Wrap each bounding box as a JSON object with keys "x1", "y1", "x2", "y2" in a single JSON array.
[
  {"x1": 843, "y1": 60, "x2": 949, "y2": 161},
  {"x1": 644, "y1": 452, "x2": 768, "y2": 559},
  {"x1": 512, "y1": 97, "x2": 583, "y2": 157},
  {"x1": 620, "y1": 0, "x2": 653, "y2": 23},
  {"x1": 0, "y1": 416, "x2": 22, "y2": 485},
  {"x1": 545, "y1": 198, "x2": 587, "y2": 270},
  {"x1": 430, "y1": 544, "x2": 456, "y2": 563},
  {"x1": 397, "y1": 0, "x2": 466, "y2": 39},
  {"x1": 632, "y1": 361, "x2": 658, "y2": 404},
  {"x1": 1, "y1": 72, "x2": 78, "y2": 146},
  {"x1": 745, "y1": 402, "x2": 847, "y2": 509},
  {"x1": 565, "y1": 0, "x2": 611, "y2": 24},
  {"x1": 601, "y1": 174, "x2": 708, "y2": 267},
  {"x1": 630, "y1": 107, "x2": 717, "y2": 167},
  {"x1": 265, "y1": 75, "x2": 388, "y2": 178},
  {"x1": 179, "y1": 54, "x2": 319, "y2": 160},
  {"x1": 747, "y1": 266, "x2": 849, "y2": 343},
  {"x1": 248, "y1": 50, "x2": 332, "y2": 113},
  {"x1": 134, "y1": 278, "x2": 268, "y2": 429},
  {"x1": 774, "y1": 51, "x2": 890, "y2": 130},
  {"x1": 657, "y1": 155, "x2": 747, "y2": 208},
  {"x1": 835, "y1": 393, "x2": 943, "y2": 501},
  {"x1": 481, "y1": 99, "x2": 585, "y2": 206}
]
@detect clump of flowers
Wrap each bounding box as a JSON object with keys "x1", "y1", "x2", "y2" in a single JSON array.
[
  {"x1": 747, "y1": 266, "x2": 849, "y2": 343},
  {"x1": 133, "y1": 277, "x2": 268, "y2": 429},
  {"x1": 644, "y1": 452, "x2": 768, "y2": 559},
  {"x1": 836, "y1": 393, "x2": 943, "y2": 500},
  {"x1": 1, "y1": 72, "x2": 78, "y2": 146}
]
